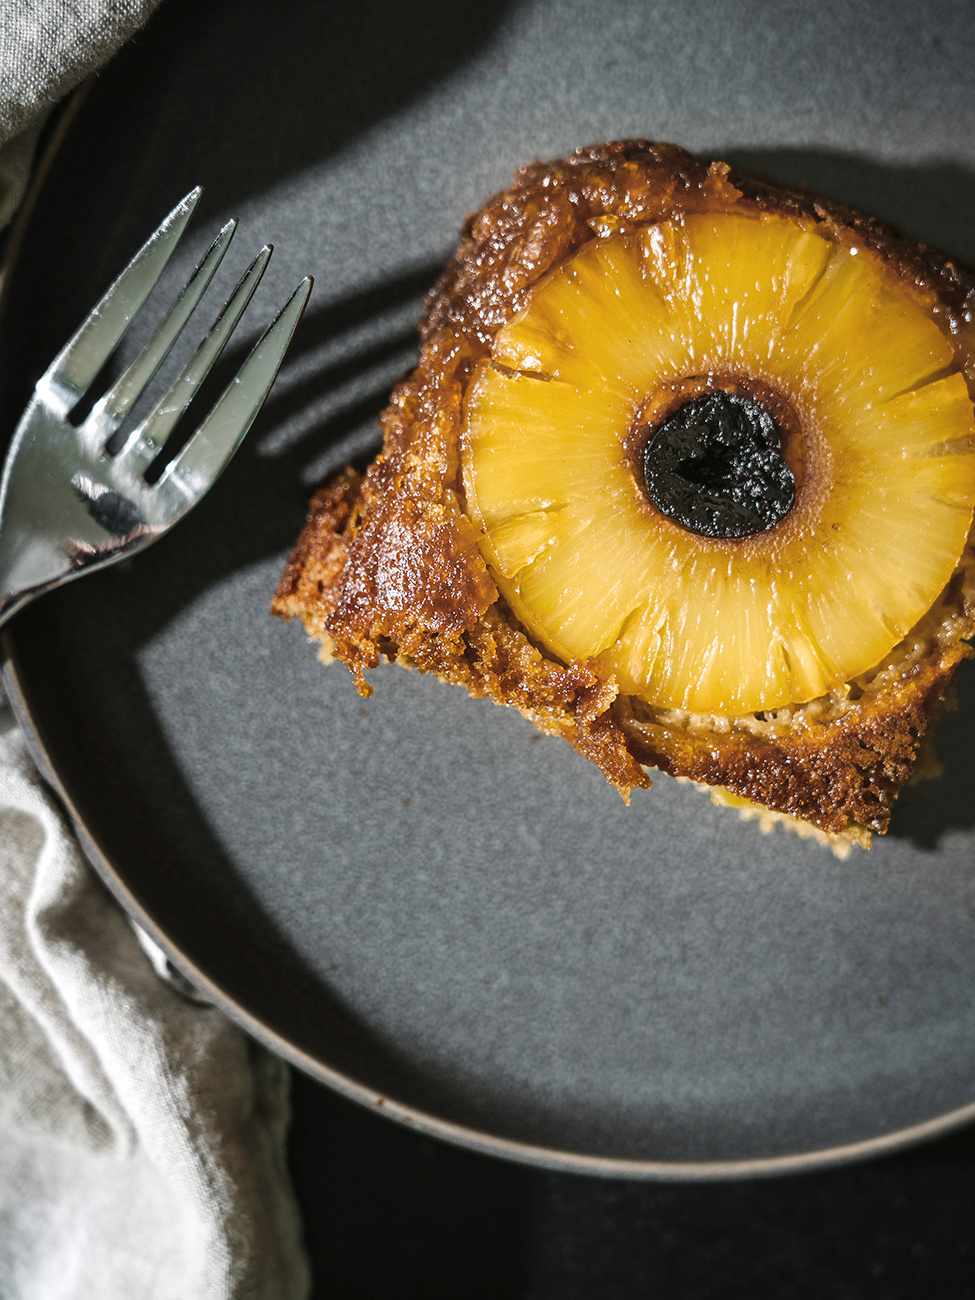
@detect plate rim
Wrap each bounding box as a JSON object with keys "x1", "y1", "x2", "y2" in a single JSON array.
[
  {"x1": 7, "y1": 637, "x2": 975, "y2": 1181},
  {"x1": 5, "y1": 81, "x2": 975, "y2": 1183}
]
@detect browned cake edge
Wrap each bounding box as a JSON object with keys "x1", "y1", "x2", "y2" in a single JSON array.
[{"x1": 273, "y1": 141, "x2": 975, "y2": 838}]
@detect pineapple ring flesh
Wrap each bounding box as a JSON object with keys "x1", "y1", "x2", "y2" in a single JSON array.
[{"x1": 461, "y1": 211, "x2": 975, "y2": 715}]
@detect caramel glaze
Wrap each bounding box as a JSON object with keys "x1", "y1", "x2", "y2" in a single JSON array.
[{"x1": 273, "y1": 141, "x2": 975, "y2": 835}]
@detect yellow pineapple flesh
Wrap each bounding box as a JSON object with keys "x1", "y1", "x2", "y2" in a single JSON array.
[{"x1": 461, "y1": 211, "x2": 975, "y2": 716}]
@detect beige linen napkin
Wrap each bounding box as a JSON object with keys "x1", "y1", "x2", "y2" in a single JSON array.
[
  {"x1": 0, "y1": 3, "x2": 311, "y2": 1296},
  {"x1": 0, "y1": 701, "x2": 309, "y2": 1298},
  {"x1": 0, "y1": 1, "x2": 166, "y2": 225}
]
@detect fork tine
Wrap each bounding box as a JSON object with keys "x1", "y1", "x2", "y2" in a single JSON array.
[
  {"x1": 40, "y1": 187, "x2": 203, "y2": 409},
  {"x1": 158, "y1": 276, "x2": 313, "y2": 500},
  {"x1": 83, "y1": 217, "x2": 238, "y2": 443},
  {"x1": 115, "y1": 244, "x2": 273, "y2": 478}
]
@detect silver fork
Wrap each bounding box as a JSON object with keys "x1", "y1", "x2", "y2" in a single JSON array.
[{"x1": 0, "y1": 187, "x2": 311, "y2": 628}]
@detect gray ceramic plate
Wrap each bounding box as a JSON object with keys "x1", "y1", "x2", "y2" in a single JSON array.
[{"x1": 3, "y1": 0, "x2": 975, "y2": 1178}]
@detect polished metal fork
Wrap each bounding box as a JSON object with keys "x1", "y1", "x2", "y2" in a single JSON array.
[{"x1": 0, "y1": 187, "x2": 311, "y2": 628}]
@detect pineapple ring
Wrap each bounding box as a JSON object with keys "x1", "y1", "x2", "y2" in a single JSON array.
[{"x1": 461, "y1": 210, "x2": 975, "y2": 715}]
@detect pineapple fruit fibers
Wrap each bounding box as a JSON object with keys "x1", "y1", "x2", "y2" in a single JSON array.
[{"x1": 274, "y1": 143, "x2": 975, "y2": 850}]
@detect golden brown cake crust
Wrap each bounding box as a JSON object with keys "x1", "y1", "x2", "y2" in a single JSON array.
[
  {"x1": 273, "y1": 141, "x2": 975, "y2": 834},
  {"x1": 615, "y1": 645, "x2": 970, "y2": 834}
]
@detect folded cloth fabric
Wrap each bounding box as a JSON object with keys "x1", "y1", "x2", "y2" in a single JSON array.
[
  {"x1": 0, "y1": 4, "x2": 311, "y2": 1297},
  {"x1": 0, "y1": 0, "x2": 165, "y2": 225},
  {"x1": 0, "y1": 697, "x2": 311, "y2": 1299}
]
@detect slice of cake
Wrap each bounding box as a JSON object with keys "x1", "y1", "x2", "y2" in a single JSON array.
[{"x1": 273, "y1": 141, "x2": 975, "y2": 851}]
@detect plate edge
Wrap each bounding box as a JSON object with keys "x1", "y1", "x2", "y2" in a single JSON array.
[
  {"x1": 4, "y1": 647, "x2": 975, "y2": 1180},
  {"x1": 3, "y1": 86, "x2": 975, "y2": 1180}
]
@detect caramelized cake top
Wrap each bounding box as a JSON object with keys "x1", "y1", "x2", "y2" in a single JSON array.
[{"x1": 274, "y1": 142, "x2": 975, "y2": 838}]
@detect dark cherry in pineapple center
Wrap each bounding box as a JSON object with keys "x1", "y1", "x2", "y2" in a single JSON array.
[{"x1": 642, "y1": 390, "x2": 796, "y2": 539}]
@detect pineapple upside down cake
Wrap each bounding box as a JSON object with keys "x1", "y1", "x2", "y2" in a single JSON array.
[{"x1": 273, "y1": 142, "x2": 975, "y2": 853}]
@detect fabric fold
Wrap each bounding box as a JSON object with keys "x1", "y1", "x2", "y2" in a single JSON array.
[
  {"x1": 0, "y1": 1, "x2": 165, "y2": 147},
  {"x1": 0, "y1": 701, "x2": 310, "y2": 1299}
]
